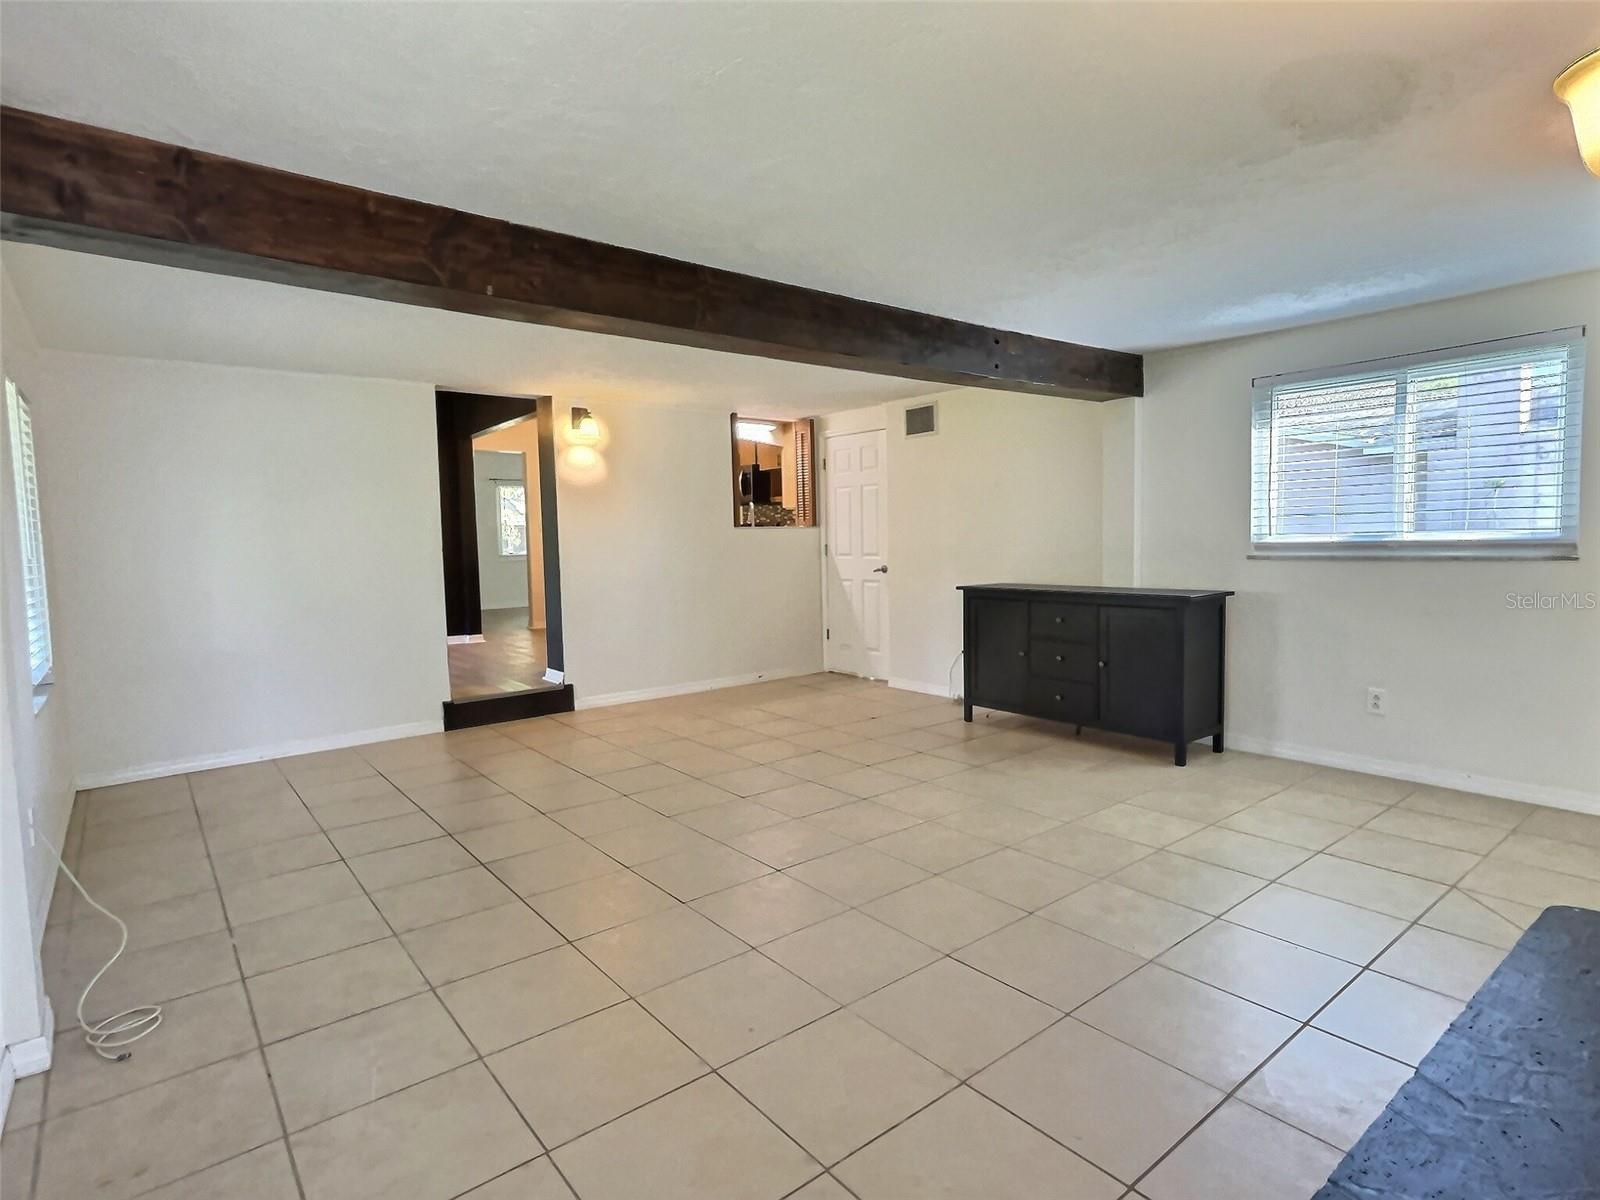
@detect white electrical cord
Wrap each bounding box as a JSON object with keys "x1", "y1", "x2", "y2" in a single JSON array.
[
  {"x1": 38, "y1": 831, "x2": 162, "y2": 1061},
  {"x1": 947, "y1": 651, "x2": 964, "y2": 701}
]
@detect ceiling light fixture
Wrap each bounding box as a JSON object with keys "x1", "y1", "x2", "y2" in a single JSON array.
[
  {"x1": 735, "y1": 419, "x2": 780, "y2": 445},
  {"x1": 1555, "y1": 48, "x2": 1600, "y2": 177}
]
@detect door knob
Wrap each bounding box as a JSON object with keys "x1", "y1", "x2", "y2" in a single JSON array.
[{"x1": 872, "y1": 565, "x2": 889, "y2": 574}]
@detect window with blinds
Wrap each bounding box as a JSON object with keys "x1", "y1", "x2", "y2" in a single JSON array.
[
  {"x1": 6, "y1": 379, "x2": 53, "y2": 685},
  {"x1": 1251, "y1": 328, "x2": 1586, "y2": 556},
  {"x1": 494, "y1": 481, "x2": 528, "y2": 556}
]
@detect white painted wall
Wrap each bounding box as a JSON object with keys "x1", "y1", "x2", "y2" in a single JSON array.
[
  {"x1": 1100, "y1": 395, "x2": 1138, "y2": 586},
  {"x1": 553, "y1": 401, "x2": 824, "y2": 705},
  {"x1": 820, "y1": 388, "x2": 1107, "y2": 696},
  {"x1": 33, "y1": 353, "x2": 451, "y2": 782},
  {"x1": 472, "y1": 450, "x2": 532, "y2": 612},
  {"x1": 11, "y1": 341, "x2": 828, "y2": 766},
  {"x1": 1129, "y1": 270, "x2": 1600, "y2": 809},
  {"x1": 0, "y1": 268, "x2": 71, "y2": 1086}
]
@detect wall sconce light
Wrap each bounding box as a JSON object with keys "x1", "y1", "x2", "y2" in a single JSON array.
[
  {"x1": 1555, "y1": 48, "x2": 1600, "y2": 177},
  {"x1": 570, "y1": 406, "x2": 600, "y2": 442}
]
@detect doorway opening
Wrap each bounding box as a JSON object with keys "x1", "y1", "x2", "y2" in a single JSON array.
[
  {"x1": 436, "y1": 390, "x2": 573, "y2": 727},
  {"x1": 454, "y1": 435, "x2": 545, "y2": 697}
]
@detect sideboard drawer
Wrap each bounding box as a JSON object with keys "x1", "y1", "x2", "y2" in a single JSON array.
[
  {"x1": 1026, "y1": 679, "x2": 1097, "y2": 724},
  {"x1": 1029, "y1": 641, "x2": 1098, "y2": 683},
  {"x1": 1030, "y1": 602, "x2": 1096, "y2": 642}
]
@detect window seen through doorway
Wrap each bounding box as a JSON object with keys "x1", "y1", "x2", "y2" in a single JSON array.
[{"x1": 496, "y1": 481, "x2": 528, "y2": 556}]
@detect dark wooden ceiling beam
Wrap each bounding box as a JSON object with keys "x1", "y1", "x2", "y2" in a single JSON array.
[{"x1": 0, "y1": 107, "x2": 1142, "y2": 400}]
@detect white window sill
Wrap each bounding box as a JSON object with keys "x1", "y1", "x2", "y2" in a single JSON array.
[{"x1": 1250, "y1": 544, "x2": 1579, "y2": 562}]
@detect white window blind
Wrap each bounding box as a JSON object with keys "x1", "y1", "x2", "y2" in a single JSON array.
[
  {"x1": 7, "y1": 379, "x2": 53, "y2": 685},
  {"x1": 1251, "y1": 328, "x2": 1585, "y2": 556},
  {"x1": 495, "y1": 480, "x2": 528, "y2": 557},
  {"x1": 793, "y1": 422, "x2": 813, "y2": 525}
]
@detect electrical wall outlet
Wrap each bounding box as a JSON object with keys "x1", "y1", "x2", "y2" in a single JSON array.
[{"x1": 1366, "y1": 688, "x2": 1388, "y2": 716}]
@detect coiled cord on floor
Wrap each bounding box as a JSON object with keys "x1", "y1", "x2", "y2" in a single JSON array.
[{"x1": 38, "y1": 831, "x2": 162, "y2": 1061}]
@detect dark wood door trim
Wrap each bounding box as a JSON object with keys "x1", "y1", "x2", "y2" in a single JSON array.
[
  {"x1": 534, "y1": 396, "x2": 565, "y2": 675},
  {"x1": 0, "y1": 107, "x2": 1143, "y2": 401},
  {"x1": 436, "y1": 389, "x2": 572, "y2": 726},
  {"x1": 441, "y1": 685, "x2": 574, "y2": 731},
  {"x1": 436, "y1": 391, "x2": 538, "y2": 639}
]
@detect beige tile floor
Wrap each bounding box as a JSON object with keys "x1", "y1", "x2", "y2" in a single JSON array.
[{"x1": 4, "y1": 673, "x2": 1598, "y2": 1200}]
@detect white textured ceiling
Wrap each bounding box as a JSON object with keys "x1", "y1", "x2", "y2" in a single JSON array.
[{"x1": 1, "y1": 0, "x2": 1598, "y2": 360}]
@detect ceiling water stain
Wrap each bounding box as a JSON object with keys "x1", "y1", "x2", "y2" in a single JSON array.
[{"x1": 1263, "y1": 53, "x2": 1422, "y2": 145}]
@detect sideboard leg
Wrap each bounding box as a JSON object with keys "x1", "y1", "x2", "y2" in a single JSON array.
[
  {"x1": 1212, "y1": 732, "x2": 1224, "y2": 753},
  {"x1": 963, "y1": 701, "x2": 973, "y2": 723},
  {"x1": 1174, "y1": 741, "x2": 1188, "y2": 767}
]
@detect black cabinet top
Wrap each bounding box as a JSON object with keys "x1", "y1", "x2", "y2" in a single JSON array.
[{"x1": 958, "y1": 583, "x2": 1233, "y2": 603}]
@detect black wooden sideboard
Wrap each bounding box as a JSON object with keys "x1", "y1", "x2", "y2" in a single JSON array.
[{"x1": 958, "y1": 584, "x2": 1232, "y2": 765}]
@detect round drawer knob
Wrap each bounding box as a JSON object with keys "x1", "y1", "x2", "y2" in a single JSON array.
[
  {"x1": 1053, "y1": 693, "x2": 1062, "y2": 701},
  {"x1": 1054, "y1": 616, "x2": 1062, "y2": 623},
  {"x1": 1054, "y1": 655, "x2": 1062, "y2": 662},
  {"x1": 1017, "y1": 650, "x2": 1025, "y2": 657}
]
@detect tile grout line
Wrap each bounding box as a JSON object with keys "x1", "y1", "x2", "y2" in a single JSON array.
[
  {"x1": 20, "y1": 689, "x2": 1026, "y2": 1192},
  {"x1": 354, "y1": 737, "x2": 905, "y2": 1195},
  {"x1": 184, "y1": 768, "x2": 314, "y2": 1200},
  {"x1": 31, "y1": 683, "x2": 1573, "y2": 1200},
  {"x1": 282, "y1": 754, "x2": 592, "y2": 1200},
  {"x1": 1121, "y1": 878, "x2": 1487, "y2": 1196},
  {"x1": 36, "y1": 809, "x2": 1477, "y2": 1199},
  {"x1": 35, "y1": 770, "x2": 316, "y2": 1200},
  {"x1": 342, "y1": 726, "x2": 885, "y2": 1196},
  {"x1": 357, "y1": 716, "x2": 978, "y2": 1190}
]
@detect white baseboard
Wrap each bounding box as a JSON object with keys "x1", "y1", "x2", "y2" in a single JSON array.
[
  {"x1": 824, "y1": 696, "x2": 1595, "y2": 815},
  {"x1": 445, "y1": 634, "x2": 486, "y2": 645},
  {"x1": 886, "y1": 677, "x2": 956, "y2": 700},
  {"x1": 1226, "y1": 733, "x2": 1600, "y2": 816},
  {"x1": 0, "y1": 1018, "x2": 49, "y2": 1133},
  {"x1": 0, "y1": 1049, "x2": 11, "y2": 1132},
  {"x1": 0, "y1": 995, "x2": 50, "y2": 1129},
  {"x1": 74, "y1": 720, "x2": 445, "y2": 790},
  {"x1": 10, "y1": 999, "x2": 54, "y2": 1076},
  {"x1": 576, "y1": 667, "x2": 817, "y2": 710}
]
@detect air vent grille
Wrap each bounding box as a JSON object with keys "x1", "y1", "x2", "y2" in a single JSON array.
[{"x1": 904, "y1": 403, "x2": 938, "y2": 437}]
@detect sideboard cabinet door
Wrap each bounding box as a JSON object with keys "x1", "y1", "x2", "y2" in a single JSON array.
[
  {"x1": 970, "y1": 597, "x2": 1029, "y2": 709},
  {"x1": 1100, "y1": 605, "x2": 1180, "y2": 739}
]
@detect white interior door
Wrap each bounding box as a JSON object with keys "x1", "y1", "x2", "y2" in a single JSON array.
[{"x1": 823, "y1": 429, "x2": 889, "y2": 678}]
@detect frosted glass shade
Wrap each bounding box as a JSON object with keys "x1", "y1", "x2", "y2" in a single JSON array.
[{"x1": 1555, "y1": 49, "x2": 1600, "y2": 177}]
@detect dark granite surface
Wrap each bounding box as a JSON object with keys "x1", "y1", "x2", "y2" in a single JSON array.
[{"x1": 1315, "y1": 905, "x2": 1600, "y2": 1200}]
